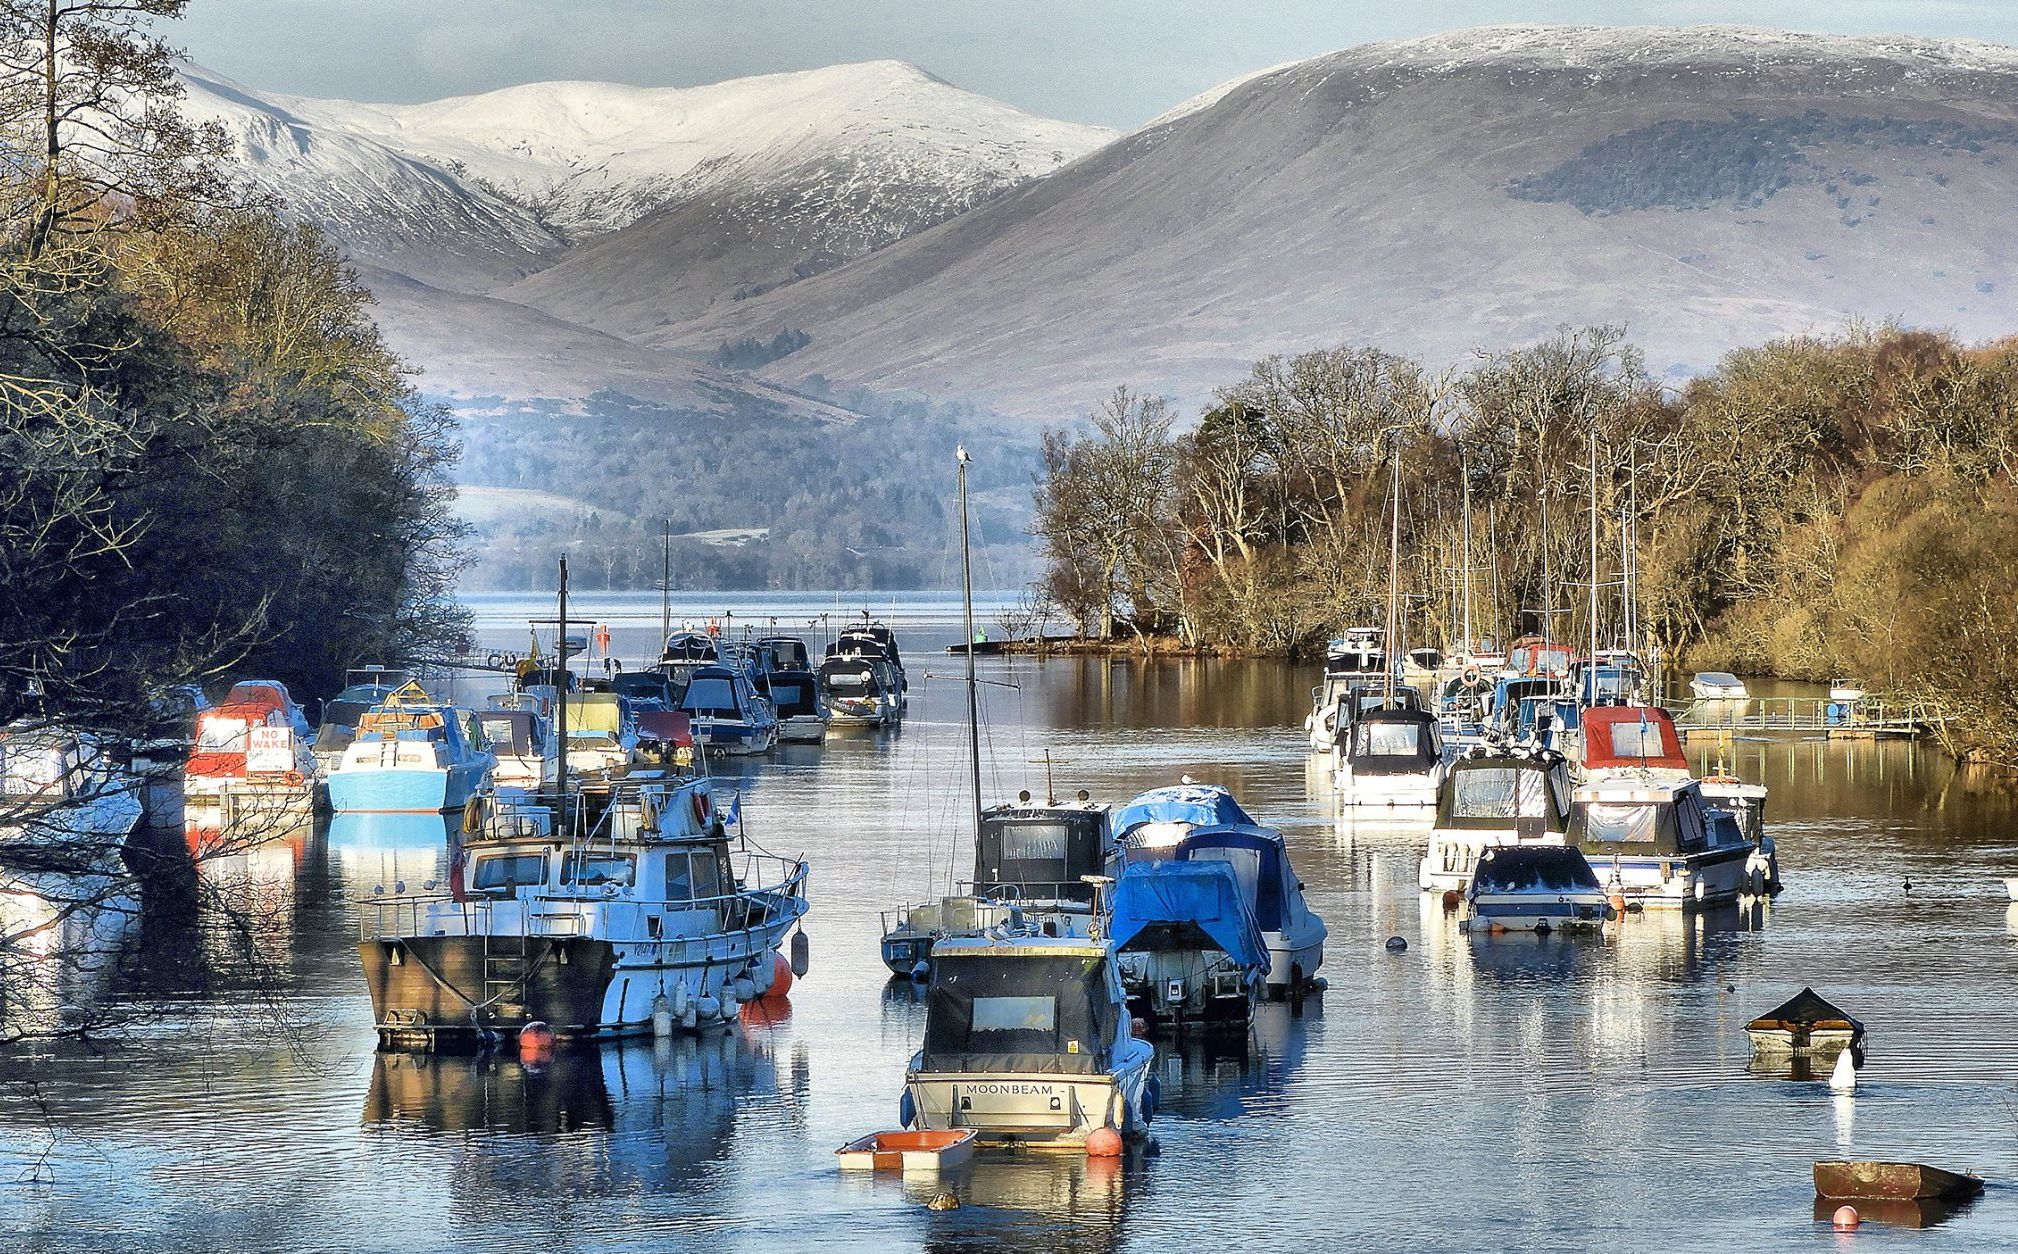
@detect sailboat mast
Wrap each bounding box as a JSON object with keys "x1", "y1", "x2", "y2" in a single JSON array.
[
  {"x1": 958, "y1": 447, "x2": 982, "y2": 844},
  {"x1": 1460, "y1": 464, "x2": 1474, "y2": 657},
  {"x1": 1383, "y1": 431, "x2": 1402, "y2": 707},
  {"x1": 659, "y1": 519, "x2": 672, "y2": 648},
  {"x1": 556, "y1": 554, "x2": 570, "y2": 805},
  {"x1": 1588, "y1": 427, "x2": 1600, "y2": 688}
]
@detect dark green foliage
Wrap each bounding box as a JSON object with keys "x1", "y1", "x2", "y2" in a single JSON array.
[{"x1": 708, "y1": 328, "x2": 812, "y2": 369}]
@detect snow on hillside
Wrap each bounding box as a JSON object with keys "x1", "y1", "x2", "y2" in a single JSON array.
[
  {"x1": 178, "y1": 64, "x2": 564, "y2": 288},
  {"x1": 281, "y1": 60, "x2": 1116, "y2": 237}
]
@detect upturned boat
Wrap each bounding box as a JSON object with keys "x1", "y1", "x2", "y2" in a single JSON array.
[{"x1": 358, "y1": 773, "x2": 808, "y2": 1049}]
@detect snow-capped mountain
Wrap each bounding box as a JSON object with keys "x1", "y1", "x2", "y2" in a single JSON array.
[
  {"x1": 634, "y1": 25, "x2": 2018, "y2": 414},
  {"x1": 181, "y1": 63, "x2": 564, "y2": 288},
  {"x1": 184, "y1": 57, "x2": 1114, "y2": 404},
  {"x1": 296, "y1": 60, "x2": 1113, "y2": 239}
]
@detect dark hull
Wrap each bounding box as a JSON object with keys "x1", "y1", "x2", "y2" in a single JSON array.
[{"x1": 359, "y1": 935, "x2": 617, "y2": 1051}]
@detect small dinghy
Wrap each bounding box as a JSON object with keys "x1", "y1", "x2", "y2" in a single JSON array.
[
  {"x1": 835, "y1": 1129, "x2": 977, "y2": 1173},
  {"x1": 1814, "y1": 1161, "x2": 1984, "y2": 1202},
  {"x1": 1746, "y1": 987, "x2": 1864, "y2": 1060}
]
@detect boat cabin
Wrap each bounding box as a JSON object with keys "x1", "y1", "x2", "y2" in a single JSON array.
[
  {"x1": 1323, "y1": 627, "x2": 1386, "y2": 678},
  {"x1": 1436, "y1": 753, "x2": 1574, "y2": 839},
  {"x1": 757, "y1": 637, "x2": 812, "y2": 673},
  {"x1": 679, "y1": 665, "x2": 765, "y2": 723},
  {"x1": 919, "y1": 937, "x2": 1125, "y2": 1077},
  {"x1": 1576, "y1": 654, "x2": 1645, "y2": 706},
  {"x1": 1582, "y1": 706, "x2": 1689, "y2": 774},
  {"x1": 1566, "y1": 778, "x2": 1747, "y2": 859},
  {"x1": 661, "y1": 632, "x2": 718, "y2": 664},
  {"x1": 1343, "y1": 708, "x2": 1441, "y2": 776},
  {"x1": 830, "y1": 625, "x2": 903, "y2": 670},
  {"x1": 612, "y1": 670, "x2": 680, "y2": 711},
  {"x1": 0, "y1": 728, "x2": 112, "y2": 807},
  {"x1": 1470, "y1": 844, "x2": 1602, "y2": 897},
  {"x1": 973, "y1": 799, "x2": 1113, "y2": 902},
  {"x1": 1114, "y1": 783, "x2": 1255, "y2": 852},
  {"x1": 1168, "y1": 825, "x2": 1322, "y2": 945},
  {"x1": 1506, "y1": 637, "x2": 1575, "y2": 678},
  {"x1": 760, "y1": 670, "x2": 825, "y2": 721}
]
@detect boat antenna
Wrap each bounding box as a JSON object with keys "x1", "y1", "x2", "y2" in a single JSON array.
[
  {"x1": 1044, "y1": 748, "x2": 1056, "y2": 806},
  {"x1": 556, "y1": 554, "x2": 570, "y2": 812},
  {"x1": 659, "y1": 518, "x2": 672, "y2": 650},
  {"x1": 1383, "y1": 426, "x2": 1402, "y2": 708},
  {"x1": 958, "y1": 447, "x2": 983, "y2": 846}
]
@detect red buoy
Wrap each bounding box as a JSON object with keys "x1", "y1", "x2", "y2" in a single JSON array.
[
  {"x1": 1833, "y1": 1205, "x2": 1859, "y2": 1231},
  {"x1": 1085, "y1": 1127, "x2": 1123, "y2": 1158},
  {"x1": 765, "y1": 950, "x2": 794, "y2": 1000},
  {"x1": 519, "y1": 1021, "x2": 556, "y2": 1063}
]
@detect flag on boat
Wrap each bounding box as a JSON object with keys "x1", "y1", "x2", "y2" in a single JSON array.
[{"x1": 720, "y1": 792, "x2": 741, "y2": 828}]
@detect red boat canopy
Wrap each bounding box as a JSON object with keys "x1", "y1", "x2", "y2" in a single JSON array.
[
  {"x1": 636, "y1": 709, "x2": 694, "y2": 747},
  {"x1": 1582, "y1": 706, "x2": 1687, "y2": 772}
]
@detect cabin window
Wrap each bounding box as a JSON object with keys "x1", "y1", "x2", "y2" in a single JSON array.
[
  {"x1": 197, "y1": 718, "x2": 249, "y2": 752},
  {"x1": 664, "y1": 852, "x2": 724, "y2": 904},
  {"x1": 1355, "y1": 722, "x2": 1422, "y2": 757},
  {"x1": 1606, "y1": 722, "x2": 1669, "y2": 759},
  {"x1": 1452, "y1": 768, "x2": 1549, "y2": 819},
  {"x1": 1581, "y1": 802, "x2": 1670, "y2": 846},
  {"x1": 692, "y1": 853, "x2": 723, "y2": 903},
  {"x1": 472, "y1": 854, "x2": 548, "y2": 893},
  {"x1": 560, "y1": 853, "x2": 635, "y2": 888},
  {"x1": 999, "y1": 822, "x2": 1071, "y2": 862},
  {"x1": 682, "y1": 678, "x2": 739, "y2": 716},
  {"x1": 972, "y1": 995, "x2": 1056, "y2": 1032}
]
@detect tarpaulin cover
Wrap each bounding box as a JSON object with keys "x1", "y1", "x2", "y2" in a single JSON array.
[
  {"x1": 1114, "y1": 785, "x2": 1254, "y2": 838},
  {"x1": 635, "y1": 709, "x2": 693, "y2": 746},
  {"x1": 1171, "y1": 825, "x2": 1296, "y2": 931},
  {"x1": 1583, "y1": 706, "x2": 1688, "y2": 771},
  {"x1": 1108, "y1": 860, "x2": 1267, "y2": 972},
  {"x1": 922, "y1": 951, "x2": 1116, "y2": 1074},
  {"x1": 1346, "y1": 709, "x2": 1440, "y2": 775},
  {"x1": 1472, "y1": 845, "x2": 1601, "y2": 893}
]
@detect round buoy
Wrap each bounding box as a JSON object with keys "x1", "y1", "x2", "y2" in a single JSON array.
[
  {"x1": 927, "y1": 1192, "x2": 960, "y2": 1211},
  {"x1": 1085, "y1": 1127, "x2": 1124, "y2": 1158},
  {"x1": 1833, "y1": 1205, "x2": 1860, "y2": 1230},
  {"x1": 1385, "y1": 935, "x2": 1408, "y2": 952},
  {"x1": 1440, "y1": 889, "x2": 1461, "y2": 912},
  {"x1": 766, "y1": 950, "x2": 795, "y2": 1000},
  {"x1": 519, "y1": 1021, "x2": 556, "y2": 1063},
  {"x1": 1608, "y1": 893, "x2": 1628, "y2": 914}
]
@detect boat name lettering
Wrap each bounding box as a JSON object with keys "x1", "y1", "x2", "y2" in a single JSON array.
[{"x1": 963, "y1": 1083, "x2": 1057, "y2": 1096}]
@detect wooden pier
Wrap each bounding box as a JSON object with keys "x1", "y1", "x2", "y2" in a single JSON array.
[{"x1": 1671, "y1": 697, "x2": 1943, "y2": 741}]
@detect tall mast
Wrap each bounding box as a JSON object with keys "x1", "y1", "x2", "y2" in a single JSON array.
[
  {"x1": 659, "y1": 519, "x2": 672, "y2": 649},
  {"x1": 1460, "y1": 462, "x2": 1474, "y2": 658},
  {"x1": 1383, "y1": 430, "x2": 1402, "y2": 707},
  {"x1": 556, "y1": 554, "x2": 570, "y2": 804},
  {"x1": 1588, "y1": 425, "x2": 1600, "y2": 690},
  {"x1": 958, "y1": 447, "x2": 982, "y2": 845}
]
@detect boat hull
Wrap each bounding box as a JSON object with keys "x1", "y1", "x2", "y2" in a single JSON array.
[
  {"x1": 1462, "y1": 893, "x2": 1610, "y2": 933},
  {"x1": 905, "y1": 1049, "x2": 1153, "y2": 1149},
  {"x1": 1582, "y1": 844, "x2": 1760, "y2": 908},
  {"x1": 777, "y1": 715, "x2": 827, "y2": 743},
  {"x1": 360, "y1": 935, "x2": 618, "y2": 1047},
  {"x1": 329, "y1": 762, "x2": 486, "y2": 813},
  {"x1": 689, "y1": 719, "x2": 777, "y2": 755},
  {"x1": 1334, "y1": 766, "x2": 1440, "y2": 807},
  {"x1": 1814, "y1": 1161, "x2": 1985, "y2": 1202}
]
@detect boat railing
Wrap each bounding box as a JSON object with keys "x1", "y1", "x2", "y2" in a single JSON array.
[{"x1": 358, "y1": 855, "x2": 808, "y2": 944}]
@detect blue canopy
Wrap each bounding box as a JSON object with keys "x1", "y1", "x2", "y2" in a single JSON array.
[
  {"x1": 1114, "y1": 785, "x2": 1255, "y2": 838},
  {"x1": 1108, "y1": 860, "x2": 1268, "y2": 973}
]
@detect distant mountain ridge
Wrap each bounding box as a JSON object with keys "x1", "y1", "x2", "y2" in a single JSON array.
[{"x1": 614, "y1": 24, "x2": 2018, "y2": 414}]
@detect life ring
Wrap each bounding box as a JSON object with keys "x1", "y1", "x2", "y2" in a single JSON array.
[
  {"x1": 691, "y1": 791, "x2": 711, "y2": 827},
  {"x1": 282, "y1": 770, "x2": 304, "y2": 787},
  {"x1": 486, "y1": 651, "x2": 504, "y2": 669}
]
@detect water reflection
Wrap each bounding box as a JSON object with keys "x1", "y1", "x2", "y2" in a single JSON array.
[
  {"x1": 364, "y1": 1032, "x2": 786, "y2": 1192},
  {"x1": 912, "y1": 1154, "x2": 1130, "y2": 1254}
]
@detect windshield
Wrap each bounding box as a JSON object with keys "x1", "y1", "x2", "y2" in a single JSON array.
[
  {"x1": 197, "y1": 717, "x2": 249, "y2": 751},
  {"x1": 560, "y1": 853, "x2": 634, "y2": 887},
  {"x1": 1582, "y1": 801, "x2": 1670, "y2": 845},
  {"x1": 472, "y1": 853, "x2": 548, "y2": 893},
  {"x1": 1354, "y1": 721, "x2": 1422, "y2": 756},
  {"x1": 1452, "y1": 767, "x2": 1550, "y2": 819},
  {"x1": 0, "y1": 749, "x2": 65, "y2": 797},
  {"x1": 681, "y1": 678, "x2": 740, "y2": 717}
]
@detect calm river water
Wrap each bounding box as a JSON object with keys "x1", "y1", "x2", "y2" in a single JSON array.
[{"x1": 4, "y1": 593, "x2": 2017, "y2": 1251}]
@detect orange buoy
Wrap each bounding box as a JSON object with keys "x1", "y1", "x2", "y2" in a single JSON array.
[
  {"x1": 1608, "y1": 893, "x2": 1628, "y2": 915},
  {"x1": 765, "y1": 950, "x2": 794, "y2": 1000},
  {"x1": 1832, "y1": 1205, "x2": 1860, "y2": 1230},
  {"x1": 519, "y1": 1021, "x2": 556, "y2": 1063},
  {"x1": 1440, "y1": 889, "x2": 1461, "y2": 912},
  {"x1": 1085, "y1": 1127, "x2": 1123, "y2": 1158}
]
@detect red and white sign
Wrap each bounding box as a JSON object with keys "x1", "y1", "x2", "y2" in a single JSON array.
[{"x1": 246, "y1": 726, "x2": 295, "y2": 774}]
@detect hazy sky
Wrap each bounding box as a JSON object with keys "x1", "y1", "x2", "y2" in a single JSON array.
[{"x1": 177, "y1": 1, "x2": 2018, "y2": 128}]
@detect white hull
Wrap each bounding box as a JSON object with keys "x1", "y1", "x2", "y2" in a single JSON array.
[
  {"x1": 1263, "y1": 929, "x2": 1325, "y2": 998},
  {"x1": 777, "y1": 715, "x2": 827, "y2": 743},
  {"x1": 1333, "y1": 765, "x2": 1440, "y2": 808},
  {"x1": 906, "y1": 1042, "x2": 1154, "y2": 1148},
  {"x1": 1420, "y1": 831, "x2": 1552, "y2": 893},
  {"x1": 1585, "y1": 847, "x2": 1764, "y2": 908}
]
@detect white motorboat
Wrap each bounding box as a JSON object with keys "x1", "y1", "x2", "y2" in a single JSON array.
[
  {"x1": 1419, "y1": 748, "x2": 1575, "y2": 893},
  {"x1": 1689, "y1": 672, "x2": 1750, "y2": 700},
  {"x1": 1334, "y1": 706, "x2": 1444, "y2": 806},
  {"x1": 1304, "y1": 627, "x2": 1388, "y2": 750},
  {"x1": 358, "y1": 773, "x2": 808, "y2": 1047},
  {"x1": 1828, "y1": 679, "x2": 1867, "y2": 704},
  {"x1": 1567, "y1": 775, "x2": 1774, "y2": 908},
  {"x1": 471, "y1": 705, "x2": 556, "y2": 791},
  {"x1": 183, "y1": 680, "x2": 318, "y2": 829},
  {"x1": 901, "y1": 934, "x2": 1156, "y2": 1150},
  {"x1": 1460, "y1": 844, "x2": 1612, "y2": 934}
]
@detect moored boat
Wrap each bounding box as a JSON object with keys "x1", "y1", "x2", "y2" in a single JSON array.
[
  {"x1": 818, "y1": 653, "x2": 900, "y2": 726},
  {"x1": 1689, "y1": 671, "x2": 1749, "y2": 699},
  {"x1": 326, "y1": 682, "x2": 495, "y2": 814},
  {"x1": 1460, "y1": 845, "x2": 1611, "y2": 934},
  {"x1": 183, "y1": 681, "x2": 318, "y2": 826},
  {"x1": 758, "y1": 668, "x2": 828, "y2": 743},
  {"x1": 1418, "y1": 748, "x2": 1575, "y2": 894},
  {"x1": 471, "y1": 705, "x2": 555, "y2": 791},
  {"x1": 311, "y1": 667, "x2": 408, "y2": 777},
  {"x1": 1334, "y1": 706, "x2": 1443, "y2": 807},
  {"x1": 676, "y1": 664, "x2": 779, "y2": 755},
  {"x1": 1567, "y1": 775, "x2": 1771, "y2": 907},
  {"x1": 1107, "y1": 856, "x2": 1267, "y2": 1027},
  {"x1": 358, "y1": 773, "x2": 808, "y2": 1048},
  {"x1": 900, "y1": 934, "x2": 1155, "y2": 1150}
]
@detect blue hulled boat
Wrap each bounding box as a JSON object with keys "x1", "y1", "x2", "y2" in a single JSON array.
[{"x1": 326, "y1": 682, "x2": 495, "y2": 813}]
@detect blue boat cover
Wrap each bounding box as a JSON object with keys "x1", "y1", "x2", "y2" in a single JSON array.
[
  {"x1": 1108, "y1": 860, "x2": 1268, "y2": 972},
  {"x1": 1114, "y1": 785, "x2": 1254, "y2": 837}
]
